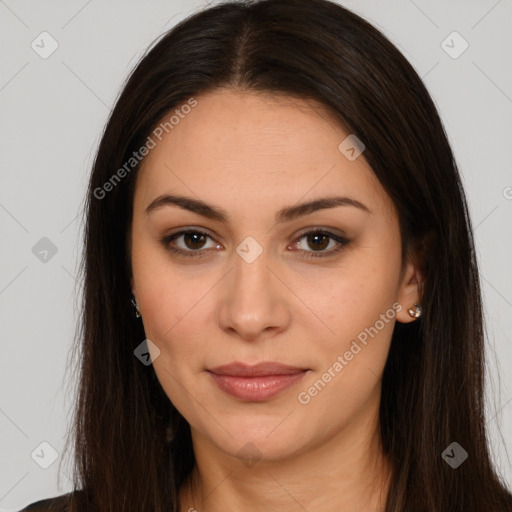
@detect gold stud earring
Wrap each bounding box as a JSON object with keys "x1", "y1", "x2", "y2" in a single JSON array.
[
  {"x1": 130, "y1": 293, "x2": 141, "y2": 318},
  {"x1": 407, "y1": 304, "x2": 422, "y2": 318}
]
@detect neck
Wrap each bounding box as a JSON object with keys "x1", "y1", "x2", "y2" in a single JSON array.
[{"x1": 179, "y1": 391, "x2": 392, "y2": 512}]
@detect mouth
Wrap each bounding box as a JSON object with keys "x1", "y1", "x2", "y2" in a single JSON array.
[{"x1": 207, "y1": 362, "x2": 309, "y2": 402}]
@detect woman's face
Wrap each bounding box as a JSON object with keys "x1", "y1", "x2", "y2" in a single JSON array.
[{"x1": 130, "y1": 88, "x2": 421, "y2": 464}]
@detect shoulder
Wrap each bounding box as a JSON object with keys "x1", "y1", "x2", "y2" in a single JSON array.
[{"x1": 18, "y1": 491, "x2": 74, "y2": 512}]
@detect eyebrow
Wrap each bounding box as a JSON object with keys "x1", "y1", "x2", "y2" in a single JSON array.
[{"x1": 145, "y1": 194, "x2": 372, "y2": 223}]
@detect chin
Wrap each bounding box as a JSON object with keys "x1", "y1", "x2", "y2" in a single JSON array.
[{"x1": 205, "y1": 415, "x2": 312, "y2": 464}]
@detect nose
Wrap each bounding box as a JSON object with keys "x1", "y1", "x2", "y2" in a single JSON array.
[{"x1": 217, "y1": 243, "x2": 291, "y2": 342}]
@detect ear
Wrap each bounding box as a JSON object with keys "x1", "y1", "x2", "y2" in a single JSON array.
[
  {"x1": 395, "y1": 234, "x2": 431, "y2": 324},
  {"x1": 130, "y1": 276, "x2": 135, "y2": 295},
  {"x1": 395, "y1": 261, "x2": 424, "y2": 324}
]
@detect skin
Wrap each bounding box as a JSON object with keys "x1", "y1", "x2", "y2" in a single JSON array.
[{"x1": 130, "y1": 88, "x2": 424, "y2": 512}]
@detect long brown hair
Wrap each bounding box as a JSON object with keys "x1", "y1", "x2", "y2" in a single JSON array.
[{"x1": 61, "y1": 0, "x2": 512, "y2": 510}]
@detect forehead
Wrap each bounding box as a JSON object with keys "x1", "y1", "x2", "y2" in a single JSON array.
[{"x1": 134, "y1": 88, "x2": 394, "y2": 221}]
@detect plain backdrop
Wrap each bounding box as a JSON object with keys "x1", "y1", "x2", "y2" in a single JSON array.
[{"x1": 1, "y1": 0, "x2": 511, "y2": 510}]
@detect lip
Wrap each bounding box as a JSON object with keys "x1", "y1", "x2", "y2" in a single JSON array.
[
  {"x1": 209, "y1": 362, "x2": 307, "y2": 377},
  {"x1": 207, "y1": 362, "x2": 309, "y2": 402}
]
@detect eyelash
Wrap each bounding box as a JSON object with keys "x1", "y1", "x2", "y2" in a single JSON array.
[{"x1": 160, "y1": 227, "x2": 349, "y2": 260}]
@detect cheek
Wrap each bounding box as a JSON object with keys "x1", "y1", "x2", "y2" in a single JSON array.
[
  {"x1": 316, "y1": 286, "x2": 396, "y2": 388},
  {"x1": 296, "y1": 282, "x2": 398, "y2": 435},
  {"x1": 132, "y1": 240, "x2": 183, "y2": 342},
  {"x1": 320, "y1": 252, "x2": 401, "y2": 345},
  {"x1": 304, "y1": 239, "x2": 402, "y2": 409},
  {"x1": 133, "y1": 253, "x2": 209, "y2": 412},
  {"x1": 132, "y1": 244, "x2": 218, "y2": 370},
  {"x1": 138, "y1": 278, "x2": 202, "y2": 359}
]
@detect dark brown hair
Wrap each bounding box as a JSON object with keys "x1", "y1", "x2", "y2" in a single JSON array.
[{"x1": 61, "y1": 0, "x2": 512, "y2": 510}]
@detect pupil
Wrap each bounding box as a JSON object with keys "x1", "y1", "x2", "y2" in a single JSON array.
[
  {"x1": 309, "y1": 233, "x2": 327, "y2": 250},
  {"x1": 186, "y1": 233, "x2": 205, "y2": 249}
]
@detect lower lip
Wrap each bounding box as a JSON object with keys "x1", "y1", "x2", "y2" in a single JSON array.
[{"x1": 208, "y1": 371, "x2": 307, "y2": 402}]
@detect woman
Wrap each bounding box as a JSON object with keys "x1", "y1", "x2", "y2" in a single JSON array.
[{"x1": 20, "y1": 0, "x2": 512, "y2": 510}]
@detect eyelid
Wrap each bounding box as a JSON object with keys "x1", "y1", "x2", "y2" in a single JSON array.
[{"x1": 293, "y1": 225, "x2": 348, "y2": 240}]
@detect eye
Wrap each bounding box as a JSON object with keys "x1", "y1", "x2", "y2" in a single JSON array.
[
  {"x1": 292, "y1": 229, "x2": 349, "y2": 259},
  {"x1": 161, "y1": 229, "x2": 220, "y2": 258},
  {"x1": 160, "y1": 227, "x2": 349, "y2": 259}
]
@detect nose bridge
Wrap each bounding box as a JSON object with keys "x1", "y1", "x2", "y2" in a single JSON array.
[
  {"x1": 234, "y1": 238, "x2": 270, "y2": 294},
  {"x1": 218, "y1": 235, "x2": 289, "y2": 339}
]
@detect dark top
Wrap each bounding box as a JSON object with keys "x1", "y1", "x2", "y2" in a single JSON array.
[
  {"x1": 18, "y1": 489, "x2": 512, "y2": 511},
  {"x1": 18, "y1": 492, "x2": 73, "y2": 512}
]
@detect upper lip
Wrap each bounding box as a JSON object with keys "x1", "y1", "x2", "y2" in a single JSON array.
[{"x1": 208, "y1": 362, "x2": 307, "y2": 377}]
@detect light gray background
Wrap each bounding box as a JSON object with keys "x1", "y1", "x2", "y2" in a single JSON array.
[{"x1": 1, "y1": 0, "x2": 511, "y2": 510}]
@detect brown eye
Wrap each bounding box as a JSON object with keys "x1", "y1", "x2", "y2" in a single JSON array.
[
  {"x1": 161, "y1": 229, "x2": 220, "y2": 258},
  {"x1": 293, "y1": 230, "x2": 349, "y2": 259},
  {"x1": 182, "y1": 232, "x2": 208, "y2": 250},
  {"x1": 305, "y1": 232, "x2": 330, "y2": 251}
]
